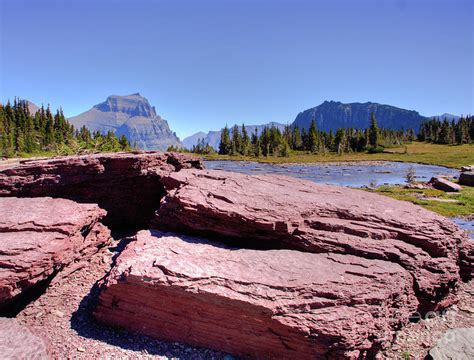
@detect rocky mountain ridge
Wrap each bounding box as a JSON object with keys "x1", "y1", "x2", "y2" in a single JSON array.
[
  {"x1": 68, "y1": 93, "x2": 181, "y2": 151},
  {"x1": 292, "y1": 100, "x2": 428, "y2": 132}
]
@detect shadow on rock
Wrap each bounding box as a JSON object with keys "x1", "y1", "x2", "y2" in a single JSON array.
[{"x1": 69, "y1": 235, "x2": 231, "y2": 359}]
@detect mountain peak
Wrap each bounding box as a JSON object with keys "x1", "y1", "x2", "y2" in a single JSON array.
[
  {"x1": 293, "y1": 100, "x2": 426, "y2": 132},
  {"x1": 94, "y1": 93, "x2": 156, "y2": 118},
  {"x1": 25, "y1": 100, "x2": 40, "y2": 115},
  {"x1": 69, "y1": 93, "x2": 181, "y2": 150}
]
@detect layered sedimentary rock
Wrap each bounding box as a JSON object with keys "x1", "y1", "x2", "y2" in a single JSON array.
[
  {"x1": 0, "y1": 197, "x2": 111, "y2": 310},
  {"x1": 68, "y1": 93, "x2": 182, "y2": 151},
  {"x1": 153, "y1": 169, "x2": 471, "y2": 309},
  {"x1": 96, "y1": 230, "x2": 418, "y2": 359},
  {"x1": 0, "y1": 151, "x2": 202, "y2": 226},
  {"x1": 0, "y1": 317, "x2": 50, "y2": 359}
]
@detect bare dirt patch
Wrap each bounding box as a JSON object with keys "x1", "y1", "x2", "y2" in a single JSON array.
[{"x1": 382, "y1": 280, "x2": 474, "y2": 359}]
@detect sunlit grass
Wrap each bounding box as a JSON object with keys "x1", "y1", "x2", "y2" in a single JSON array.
[{"x1": 370, "y1": 184, "x2": 474, "y2": 217}]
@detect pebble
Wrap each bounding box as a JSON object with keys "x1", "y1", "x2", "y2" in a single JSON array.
[
  {"x1": 459, "y1": 305, "x2": 474, "y2": 314},
  {"x1": 77, "y1": 347, "x2": 86, "y2": 352},
  {"x1": 34, "y1": 312, "x2": 44, "y2": 319},
  {"x1": 50, "y1": 309, "x2": 65, "y2": 318}
]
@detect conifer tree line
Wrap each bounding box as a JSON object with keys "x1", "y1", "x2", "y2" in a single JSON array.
[
  {"x1": 418, "y1": 116, "x2": 474, "y2": 145},
  {"x1": 216, "y1": 113, "x2": 416, "y2": 157},
  {"x1": 1, "y1": 98, "x2": 131, "y2": 157}
]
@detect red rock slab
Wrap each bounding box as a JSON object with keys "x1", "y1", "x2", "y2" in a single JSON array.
[
  {"x1": 153, "y1": 169, "x2": 471, "y2": 309},
  {"x1": 95, "y1": 230, "x2": 418, "y2": 359},
  {"x1": 0, "y1": 151, "x2": 203, "y2": 226},
  {"x1": 0, "y1": 197, "x2": 111, "y2": 309},
  {"x1": 0, "y1": 317, "x2": 50, "y2": 359}
]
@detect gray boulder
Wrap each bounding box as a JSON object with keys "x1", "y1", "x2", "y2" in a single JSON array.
[{"x1": 429, "y1": 328, "x2": 474, "y2": 360}]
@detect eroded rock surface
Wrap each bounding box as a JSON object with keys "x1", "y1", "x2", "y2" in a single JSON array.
[
  {"x1": 153, "y1": 169, "x2": 471, "y2": 309},
  {"x1": 0, "y1": 197, "x2": 111, "y2": 311},
  {"x1": 0, "y1": 317, "x2": 50, "y2": 359},
  {"x1": 95, "y1": 230, "x2": 418, "y2": 359},
  {"x1": 0, "y1": 151, "x2": 203, "y2": 226}
]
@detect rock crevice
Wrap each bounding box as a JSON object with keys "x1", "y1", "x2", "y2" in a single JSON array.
[
  {"x1": 0, "y1": 152, "x2": 203, "y2": 227},
  {"x1": 0, "y1": 197, "x2": 112, "y2": 314}
]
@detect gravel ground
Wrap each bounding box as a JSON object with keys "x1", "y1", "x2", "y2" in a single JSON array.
[
  {"x1": 16, "y1": 236, "x2": 231, "y2": 359},
  {"x1": 381, "y1": 280, "x2": 474, "y2": 359},
  {"x1": 14, "y1": 234, "x2": 473, "y2": 359}
]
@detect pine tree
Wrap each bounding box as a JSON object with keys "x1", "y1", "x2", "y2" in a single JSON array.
[
  {"x1": 307, "y1": 119, "x2": 319, "y2": 153},
  {"x1": 119, "y1": 135, "x2": 130, "y2": 150},
  {"x1": 231, "y1": 125, "x2": 241, "y2": 155},
  {"x1": 368, "y1": 112, "x2": 380, "y2": 149},
  {"x1": 241, "y1": 124, "x2": 250, "y2": 155},
  {"x1": 292, "y1": 126, "x2": 303, "y2": 150},
  {"x1": 251, "y1": 128, "x2": 261, "y2": 157},
  {"x1": 438, "y1": 119, "x2": 451, "y2": 144},
  {"x1": 219, "y1": 125, "x2": 231, "y2": 155}
]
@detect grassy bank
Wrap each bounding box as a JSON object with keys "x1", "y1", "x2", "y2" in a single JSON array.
[
  {"x1": 370, "y1": 185, "x2": 474, "y2": 218},
  {"x1": 204, "y1": 142, "x2": 474, "y2": 169}
]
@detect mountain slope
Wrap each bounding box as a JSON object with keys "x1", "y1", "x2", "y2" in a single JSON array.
[
  {"x1": 68, "y1": 93, "x2": 181, "y2": 150},
  {"x1": 26, "y1": 101, "x2": 40, "y2": 115},
  {"x1": 430, "y1": 113, "x2": 460, "y2": 122},
  {"x1": 183, "y1": 122, "x2": 286, "y2": 149},
  {"x1": 182, "y1": 132, "x2": 207, "y2": 149},
  {"x1": 293, "y1": 101, "x2": 426, "y2": 132}
]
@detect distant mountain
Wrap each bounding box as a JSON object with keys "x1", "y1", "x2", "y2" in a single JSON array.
[
  {"x1": 292, "y1": 101, "x2": 427, "y2": 132},
  {"x1": 183, "y1": 122, "x2": 286, "y2": 150},
  {"x1": 429, "y1": 113, "x2": 460, "y2": 122},
  {"x1": 182, "y1": 131, "x2": 207, "y2": 149},
  {"x1": 68, "y1": 93, "x2": 181, "y2": 150},
  {"x1": 26, "y1": 100, "x2": 40, "y2": 115}
]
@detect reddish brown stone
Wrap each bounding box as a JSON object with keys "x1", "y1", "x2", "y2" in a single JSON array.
[
  {"x1": 95, "y1": 230, "x2": 418, "y2": 359},
  {"x1": 429, "y1": 177, "x2": 462, "y2": 192},
  {"x1": 0, "y1": 197, "x2": 111, "y2": 310},
  {"x1": 0, "y1": 151, "x2": 203, "y2": 226},
  {"x1": 153, "y1": 169, "x2": 471, "y2": 309},
  {"x1": 0, "y1": 317, "x2": 50, "y2": 359}
]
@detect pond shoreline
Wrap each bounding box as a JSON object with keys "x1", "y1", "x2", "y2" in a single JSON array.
[{"x1": 204, "y1": 158, "x2": 459, "y2": 170}]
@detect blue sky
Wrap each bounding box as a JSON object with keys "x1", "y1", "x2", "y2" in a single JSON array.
[{"x1": 1, "y1": 0, "x2": 473, "y2": 138}]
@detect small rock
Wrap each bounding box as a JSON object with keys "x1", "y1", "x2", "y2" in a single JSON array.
[
  {"x1": 459, "y1": 172, "x2": 474, "y2": 186},
  {"x1": 429, "y1": 177, "x2": 462, "y2": 192},
  {"x1": 34, "y1": 312, "x2": 44, "y2": 319},
  {"x1": 459, "y1": 305, "x2": 474, "y2": 314},
  {"x1": 50, "y1": 309, "x2": 65, "y2": 318},
  {"x1": 405, "y1": 183, "x2": 427, "y2": 190},
  {"x1": 77, "y1": 347, "x2": 86, "y2": 352}
]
